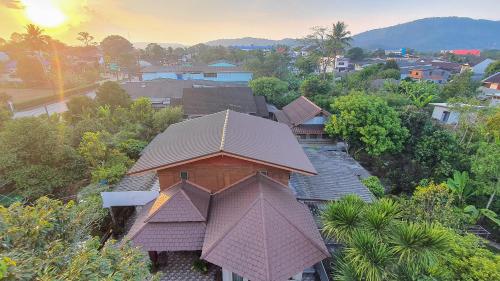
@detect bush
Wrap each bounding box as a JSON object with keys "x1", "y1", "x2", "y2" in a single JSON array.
[
  {"x1": 361, "y1": 176, "x2": 385, "y2": 198},
  {"x1": 118, "y1": 139, "x2": 148, "y2": 159}
]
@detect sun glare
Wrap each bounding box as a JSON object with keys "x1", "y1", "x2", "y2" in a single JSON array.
[{"x1": 22, "y1": 0, "x2": 66, "y2": 28}]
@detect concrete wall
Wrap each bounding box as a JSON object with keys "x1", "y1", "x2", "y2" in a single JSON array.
[{"x1": 431, "y1": 106, "x2": 460, "y2": 125}]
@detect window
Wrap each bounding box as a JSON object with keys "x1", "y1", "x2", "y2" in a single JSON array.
[
  {"x1": 204, "y1": 72, "x2": 217, "y2": 78},
  {"x1": 309, "y1": 134, "x2": 318, "y2": 139},
  {"x1": 441, "y1": 111, "x2": 450, "y2": 122},
  {"x1": 180, "y1": 171, "x2": 188, "y2": 180},
  {"x1": 259, "y1": 170, "x2": 268, "y2": 176}
]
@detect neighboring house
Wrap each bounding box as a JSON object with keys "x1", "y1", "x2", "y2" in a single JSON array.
[
  {"x1": 291, "y1": 145, "x2": 374, "y2": 206},
  {"x1": 274, "y1": 96, "x2": 331, "y2": 140},
  {"x1": 334, "y1": 56, "x2": 350, "y2": 72},
  {"x1": 431, "y1": 60, "x2": 462, "y2": 73},
  {"x1": 463, "y1": 58, "x2": 496, "y2": 80},
  {"x1": 408, "y1": 67, "x2": 450, "y2": 84},
  {"x1": 181, "y1": 87, "x2": 269, "y2": 118},
  {"x1": 101, "y1": 110, "x2": 329, "y2": 281},
  {"x1": 430, "y1": 103, "x2": 485, "y2": 125},
  {"x1": 141, "y1": 64, "x2": 252, "y2": 83},
  {"x1": 0, "y1": 52, "x2": 9, "y2": 63},
  {"x1": 120, "y1": 79, "x2": 245, "y2": 108},
  {"x1": 208, "y1": 60, "x2": 237, "y2": 67},
  {"x1": 480, "y1": 72, "x2": 500, "y2": 106}
]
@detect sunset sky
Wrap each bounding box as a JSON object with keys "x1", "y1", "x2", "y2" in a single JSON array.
[{"x1": 1, "y1": 0, "x2": 499, "y2": 45}]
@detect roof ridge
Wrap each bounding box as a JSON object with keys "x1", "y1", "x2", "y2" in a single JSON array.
[
  {"x1": 219, "y1": 109, "x2": 229, "y2": 151},
  {"x1": 259, "y1": 185, "x2": 272, "y2": 281},
  {"x1": 301, "y1": 95, "x2": 322, "y2": 111},
  {"x1": 201, "y1": 194, "x2": 261, "y2": 259},
  {"x1": 262, "y1": 195, "x2": 330, "y2": 257},
  {"x1": 144, "y1": 191, "x2": 178, "y2": 222},
  {"x1": 179, "y1": 186, "x2": 207, "y2": 221}
]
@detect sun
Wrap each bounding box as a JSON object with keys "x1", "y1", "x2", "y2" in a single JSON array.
[{"x1": 22, "y1": 0, "x2": 66, "y2": 28}]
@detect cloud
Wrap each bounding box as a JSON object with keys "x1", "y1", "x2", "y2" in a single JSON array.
[{"x1": 1, "y1": 0, "x2": 23, "y2": 9}]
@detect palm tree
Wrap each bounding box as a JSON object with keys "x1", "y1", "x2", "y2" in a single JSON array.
[
  {"x1": 321, "y1": 195, "x2": 449, "y2": 281},
  {"x1": 328, "y1": 21, "x2": 352, "y2": 58},
  {"x1": 77, "y1": 32, "x2": 95, "y2": 47},
  {"x1": 23, "y1": 24, "x2": 50, "y2": 76}
]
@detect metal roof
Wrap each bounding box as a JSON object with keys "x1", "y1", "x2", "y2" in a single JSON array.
[
  {"x1": 129, "y1": 110, "x2": 317, "y2": 175},
  {"x1": 141, "y1": 64, "x2": 250, "y2": 73},
  {"x1": 201, "y1": 173, "x2": 329, "y2": 281},
  {"x1": 112, "y1": 173, "x2": 159, "y2": 192},
  {"x1": 276, "y1": 96, "x2": 330, "y2": 127}
]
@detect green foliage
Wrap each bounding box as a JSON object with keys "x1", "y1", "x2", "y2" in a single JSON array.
[
  {"x1": 66, "y1": 95, "x2": 97, "y2": 123},
  {"x1": 376, "y1": 69, "x2": 400, "y2": 80},
  {"x1": 95, "y1": 81, "x2": 131, "y2": 109},
  {"x1": 322, "y1": 196, "x2": 449, "y2": 281},
  {"x1": 383, "y1": 59, "x2": 399, "y2": 70},
  {"x1": 0, "y1": 117, "x2": 86, "y2": 200},
  {"x1": 484, "y1": 60, "x2": 500, "y2": 78},
  {"x1": 0, "y1": 196, "x2": 153, "y2": 280},
  {"x1": 118, "y1": 138, "x2": 148, "y2": 159},
  {"x1": 361, "y1": 176, "x2": 385, "y2": 198},
  {"x1": 346, "y1": 47, "x2": 364, "y2": 61},
  {"x1": 245, "y1": 50, "x2": 291, "y2": 79},
  {"x1": 295, "y1": 55, "x2": 318, "y2": 76},
  {"x1": 427, "y1": 230, "x2": 500, "y2": 281},
  {"x1": 152, "y1": 106, "x2": 184, "y2": 135},
  {"x1": 398, "y1": 80, "x2": 439, "y2": 108},
  {"x1": 325, "y1": 93, "x2": 408, "y2": 156},
  {"x1": 446, "y1": 171, "x2": 475, "y2": 206},
  {"x1": 441, "y1": 71, "x2": 479, "y2": 101},
  {"x1": 299, "y1": 75, "x2": 332, "y2": 97},
  {"x1": 249, "y1": 77, "x2": 290, "y2": 108},
  {"x1": 16, "y1": 56, "x2": 46, "y2": 86},
  {"x1": 191, "y1": 259, "x2": 209, "y2": 274}
]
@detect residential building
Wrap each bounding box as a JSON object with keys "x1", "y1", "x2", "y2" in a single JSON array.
[
  {"x1": 408, "y1": 67, "x2": 450, "y2": 84},
  {"x1": 208, "y1": 60, "x2": 238, "y2": 67},
  {"x1": 483, "y1": 72, "x2": 500, "y2": 90},
  {"x1": 430, "y1": 103, "x2": 485, "y2": 125},
  {"x1": 141, "y1": 64, "x2": 252, "y2": 83},
  {"x1": 120, "y1": 79, "x2": 245, "y2": 108},
  {"x1": 462, "y1": 58, "x2": 496, "y2": 80},
  {"x1": 101, "y1": 110, "x2": 329, "y2": 281},
  {"x1": 274, "y1": 96, "x2": 331, "y2": 140},
  {"x1": 334, "y1": 56, "x2": 350, "y2": 72},
  {"x1": 181, "y1": 87, "x2": 269, "y2": 118},
  {"x1": 480, "y1": 72, "x2": 500, "y2": 106}
]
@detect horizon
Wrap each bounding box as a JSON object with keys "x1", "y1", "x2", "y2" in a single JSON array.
[{"x1": 1, "y1": 0, "x2": 499, "y2": 46}]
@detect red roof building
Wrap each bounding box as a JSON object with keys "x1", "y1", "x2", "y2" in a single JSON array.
[
  {"x1": 105, "y1": 110, "x2": 329, "y2": 281},
  {"x1": 449, "y1": 49, "x2": 481, "y2": 56}
]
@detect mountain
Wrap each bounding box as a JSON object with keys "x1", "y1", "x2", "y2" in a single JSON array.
[
  {"x1": 352, "y1": 17, "x2": 500, "y2": 51},
  {"x1": 205, "y1": 37, "x2": 299, "y2": 47}
]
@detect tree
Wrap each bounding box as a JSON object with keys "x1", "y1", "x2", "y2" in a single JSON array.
[
  {"x1": 328, "y1": 21, "x2": 352, "y2": 59},
  {"x1": 472, "y1": 141, "x2": 500, "y2": 210},
  {"x1": 383, "y1": 59, "x2": 399, "y2": 70},
  {"x1": 100, "y1": 35, "x2": 134, "y2": 59},
  {"x1": 66, "y1": 95, "x2": 97, "y2": 123},
  {"x1": 144, "y1": 43, "x2": 167, "y2": 65},
  {"x1": 446, "y1": 171, "x2": 475, "y2": 207},
  {"x1": 0, "y1": 117, "x2": 86, "y2": 200},
  {"x1": 249, "y1": 77, "x2": 289, "y2": 107},
  {"x1": 441, "y1": 71, "x2": 479, "y2": 101},
  {"x1": 346, "y1": 47, "x2": 364, "y2": 61},
  {"x1": 23, "y1": 24, "x2": 49, "y2": 54},
  {"x1": 398, "y1": 80, "x2": 439, "y2": 108},
  {"x1": 325, "y1": 93, "x2": 408, "y2": 156},
  {"x1": 299, "y1": 75, "x2": 332, "y2": 97},
  {"x1": 16, "y1": 56, "x2": 46, "y2": 86},
  {"x1": 76, "y1": 32, "x2": 95, "y2": 46},
  {"x1": 484, "y1": 61, "x2": 500, "y2": 78},
  {"x1": 95, "y1": 81, "x2": 131, "y2": 109},
  {"x1": 295, "y1": 55, "x2": 318, "y2": 76},
  {"x1": 321, "y1": 195, "x2": 449, "y2": 281},
  {"x1": 0, "y1": 196, "x2": 154, "y2": 280}
]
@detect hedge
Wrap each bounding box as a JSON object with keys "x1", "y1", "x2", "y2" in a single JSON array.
[{"x1": 13, "y1": 83, "x2": 99, "y2": 111}]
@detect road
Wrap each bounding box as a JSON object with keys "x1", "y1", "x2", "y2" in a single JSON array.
[{"x1": 13, "y1": 91, "x2": 96, "y2": 118}]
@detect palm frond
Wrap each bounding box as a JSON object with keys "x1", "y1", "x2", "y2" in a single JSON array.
[{"x1": 321, "y1": 195, "x2": 366, "y2": 243}]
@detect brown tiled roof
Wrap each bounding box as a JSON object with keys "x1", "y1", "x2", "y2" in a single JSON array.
[
  {"x1": 141, "y1": 64, "x2": 250, "y2": 73},
  {"x1": 182, "y1": 87, "x2": 268, "y2": 117},
  {"x1": 126, "y1": 181, "x2": 210, "y2": 251},
  {"x1": 201, "y1": 174, "x2": 329, "y2": 281},
  {"x1": 484, "y1": 72, "x2": 500, "y2": 84},
  {"x1": 279, "y1": 96, "x2": 330, "y2": 126},
  {"x1": 292, "y1": 125, "x2": 325, "y2": 135},
  {"x1": 129, "y1": 110, "x2": 316, "y2": 175}
]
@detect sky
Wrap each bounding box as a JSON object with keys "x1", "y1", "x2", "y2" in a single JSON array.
[{"x1": 1, "y1": 0, "x2": 499, "y2": 46}]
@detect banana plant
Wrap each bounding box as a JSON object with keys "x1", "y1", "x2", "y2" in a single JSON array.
[
  {"x1": 464, "y1": 205, "x2": 500, "y2": 226},
  {"x1": 446, "y1": 171, "x2": 476, "y2": 206}
]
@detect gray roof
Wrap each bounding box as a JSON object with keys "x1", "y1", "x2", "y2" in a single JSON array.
[
  {"x1": 182, "y1": 87, "x2": 268, "y2": 117},
  {"x1": 129, "y1": 110, "x2": 317, "y2": 175},
  {"x1": 290, "y1": 145, "x2": 374, "y2": 202},
  {"x1": 121, "y1": 79, "x2": 245, "y2": 100},
  {"x1": 113, "y1": 173, "x2": 159, "y2": 192}
]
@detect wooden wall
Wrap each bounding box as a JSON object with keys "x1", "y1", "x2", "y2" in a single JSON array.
[{"x1": 157, "y1": 155, "x2": 290, "y2": 192}]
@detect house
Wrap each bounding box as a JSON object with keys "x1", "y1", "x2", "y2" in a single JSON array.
[
  {"x1": 431, "y1": 60, "x2": 462, "y2": 73},
  {"x1": 141, "y1": 64, "x2": 253, "y2": 83},
  {"x1": 120, "y1": 79, "x2": 245, "y2": 108},
  {"x1": 462, "y1": 58, "x2": 496, "y2": 80},
  {"x1": 430, "y1": 103, "x2": 485, "y2": 125},
  {"x1": 101, "y1": 110, "x2": 329, "y2": 281},
  {"x1": 334, "y1": 56, "x2": 350, "y2": 72},
  {"x1": 480, "y1": 72, "x2": 500, "y2": 106},
  {"x1": 408, "y1": 67, "x2": 450, "y2": 84},
  {"x1": 274, "y1": 96, "x2": 331, "y2": 140},
  {"x1": 208, "y1": 60, "x2": 237, "y2": 67},
  {"x1": 181, "y1": 87, "x2": 269, "y2": 118}
]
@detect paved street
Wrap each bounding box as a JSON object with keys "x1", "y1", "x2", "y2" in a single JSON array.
[{"x1": 13, "y1": 91, "x2": 96, "y2": 118}]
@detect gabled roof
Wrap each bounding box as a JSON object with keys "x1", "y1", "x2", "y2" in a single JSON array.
[
  {"x1": 483, "y1": 72, "x2": 500, "y2": 84},
  {"x1": 128, "y1": 110, "x2": 316, "y2": 175},
  {"x1": 126, "y1": 181, "x2": 210, "y2": 251},
  {"x1": 146, "y1": 181, "x2": 210, "y2": 222},
  {"x1": 141, "y1": 64, "x2": 250, "y2": 73},
  {"x1": 182, "y1": 87, "x2": 268, "y2": 117},
  {"x1": 201, "y1": 174, "x2": 329, "y2": 281},
  {"x1": 277, "y1": 96, "x2": 330, "y2": 126}
]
